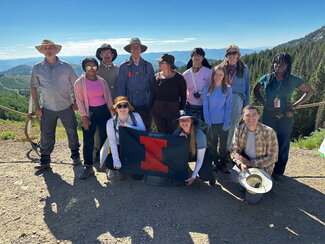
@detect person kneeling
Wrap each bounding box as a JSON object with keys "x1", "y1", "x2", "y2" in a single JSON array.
[
  {"x1": 173, "y1": 110, "x2": 215, "y2": 186},
  {"x1": 105, "y1": 96, "x2": 146, "y2": 180},
  {"x1": 230, "y1": 105, "x2": 278, "y2": 204}
]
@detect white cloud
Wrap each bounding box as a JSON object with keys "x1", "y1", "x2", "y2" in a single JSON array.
[{"x1": 0, "y1": 37, "x2": 198, "y2": 59}]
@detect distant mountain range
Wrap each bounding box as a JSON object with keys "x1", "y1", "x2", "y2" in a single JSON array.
[
  {"x1": 0, "y1": 48, "x2": 261, "y2": 73},
  {"x1": 1, "y1": 25, "x2": 324, "y2": 75},
  {"x1": 276, "y1": 25, "x2": 325, "y2": 48}
]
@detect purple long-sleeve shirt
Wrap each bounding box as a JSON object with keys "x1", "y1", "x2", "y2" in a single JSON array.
[{"x1": 203, "y1": 85, "x2": 232, "y2": 130}]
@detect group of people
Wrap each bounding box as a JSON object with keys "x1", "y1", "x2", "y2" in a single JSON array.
[{"x1": 30, "y1": 37, "x2": 314, "y2": 204}]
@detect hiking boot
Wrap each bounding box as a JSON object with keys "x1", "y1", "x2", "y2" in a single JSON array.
[
  {"x1": 79, "y1": 167, "x2": 95, "y2": 180},
  {"x1": 72, "y1": 157, "x2": 82, "y2": 166},
  {"x1": 34, "y1": 163, "x2": 51, "y2": 170}
]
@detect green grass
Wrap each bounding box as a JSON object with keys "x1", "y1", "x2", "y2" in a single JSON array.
[
  {"x1": 0, "y1": 119, "x2": 82, "y2": 142},
  {"x1": 0, "y1": 131, "x2": 15, "y2": 140},
  {"x1": 291, "y1": 129, "x2": 325, "y2": 150}
]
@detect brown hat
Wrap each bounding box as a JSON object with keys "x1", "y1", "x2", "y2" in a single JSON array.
[
  {"x1": 35, "y1": 40, "x2": 62, "y2": 54},
  {"x1": 109, "y1": 96, "x2": 135, "y2": 113},
  {"x1": 156, "y1": 53, "x2": 177, "y2": 69},
  {"x1": 124, "y1": 38, "x2": 147, "y2": 53},
  {"x1": 96, "y1": 43, "x2": 118, "y2": 62}
]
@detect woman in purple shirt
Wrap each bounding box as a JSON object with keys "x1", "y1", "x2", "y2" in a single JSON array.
[{"x1": 203, "y1": 65, "x2": 232, "y2": 173}]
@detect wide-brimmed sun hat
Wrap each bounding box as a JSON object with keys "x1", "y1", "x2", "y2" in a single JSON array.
[
  {"x1": 95, "y1": 43, "x2": 118, "y2": 62},
  {"x1": 124, "y1": 38, "x2": 147, "y2": 53},
  {"x1": 35, "y1": 40, "x2": 62, "y2": 54},
  {"x1": 173, "y1": 110, "x2": 198, "y2": 125},
  {"x1": 238, "y1": 168, "x2": 273, "y2": 194},
  {"x1": 109, "y1": 96, "x2": 134, "y2": 113},
  {"x1": 156, "y1": 53, "x2": 177, "y2": 69}
]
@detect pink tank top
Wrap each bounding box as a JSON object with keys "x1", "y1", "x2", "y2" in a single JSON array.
[{"x1": 86, "y1": 79, "x2": 106, "y2": 106}]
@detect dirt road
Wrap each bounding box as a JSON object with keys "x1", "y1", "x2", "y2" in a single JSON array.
[{"x1": 0, "y1": 140, "x2": 324, "y2": 244}]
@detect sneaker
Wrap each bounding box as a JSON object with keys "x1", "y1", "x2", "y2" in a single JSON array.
[
  {"x1": 72, "y1": 157, "x2": 82, "y2": 166},
  {"x1": 79, "y1": 167, "x2": 95, "y2": 180},
  {"x1": 209, "y1": 178, "x2": 216, "y2": 186}
]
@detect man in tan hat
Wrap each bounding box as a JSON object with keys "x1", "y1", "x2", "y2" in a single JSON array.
[
  {"x1": 117, "y1": 37, "x2": 155, "y2": 130},
  {"x1": 230, "y1": 105, "x2": 278, "y2": 203},
  {"x1": 31, "y1": 40, "x2": 80, "y2": 171}
]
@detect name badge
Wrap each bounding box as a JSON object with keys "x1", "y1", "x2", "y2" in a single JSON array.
[{"x1": 274, "y1": 97, "x2": 281, "y2": 108}]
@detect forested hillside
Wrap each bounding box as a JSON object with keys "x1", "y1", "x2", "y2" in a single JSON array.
[
  {"x1": 1, "y1": 27, "x2": 324, "y2": 140},
  {"x1": 242, "y1": 41, "x2": 325, "y2": 139}
]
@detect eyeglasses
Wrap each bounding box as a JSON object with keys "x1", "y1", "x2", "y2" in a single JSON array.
[
  {"x1": 85, "y1": 65, "x2": 98, "y2": 71},
  {"x1": 117, "y1": 103, "x2": 129, "y2": 109},
  {"x1": 226, "y1": 51, "x2": 238, "y2": 56}
]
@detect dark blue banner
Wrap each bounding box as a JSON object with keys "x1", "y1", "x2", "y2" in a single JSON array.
[{"x1": 119, "y1": 127, "x2": 189, "y2": 181}]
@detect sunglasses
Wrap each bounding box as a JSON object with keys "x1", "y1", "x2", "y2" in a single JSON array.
[
  {"x1": 226, "y1": 51, "x2": 238, "y2": 56},
  {"x1": 117, "y1": 103, "x2": 129, "y2": 109},
  {"x1": 85, "y1": 65, "x2": 98, "y2": 71}
]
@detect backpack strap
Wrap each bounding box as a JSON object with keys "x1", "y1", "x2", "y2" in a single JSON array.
[{"x1": 129, "y1": 112, "x2": 137, "y2": 126}]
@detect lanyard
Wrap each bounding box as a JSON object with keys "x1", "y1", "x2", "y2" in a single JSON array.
[{"x1": 190, "y1": 68, "x2": 198, "y2": 92}]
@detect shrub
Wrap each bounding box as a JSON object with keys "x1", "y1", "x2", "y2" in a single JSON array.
[
  {"x1": 0, "y1": 131, "x2": 16, "y2": 140},
  {"x1": 291, "y1": 129, "x2": 325, "y2": 149}
]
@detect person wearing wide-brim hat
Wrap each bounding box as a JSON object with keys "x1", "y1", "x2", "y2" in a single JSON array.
[
  {"x1": 31, "y1": 39, "x2": 81, "y2": 171},
  {"x1": 104, "y1": 96, "x2": 145, "y2": 179},
  {"x1": 182, "y1": 47, "x2": 213, "y2": 122},
  {"x1": 173, "y1": 110, "x2": 215, "y2": 186},
  {"x1": 93, "y1": 44, "x2": 119, "y2": 163},
  {"x1": 116, "y1": 38, "x2": 155, "y2": 131},
  {"x1": 230, "y1": 105, "x2": 278, "y2": 204},
  {"x1": 151, "y1": 53, "x2": 187, "y2": 134}
]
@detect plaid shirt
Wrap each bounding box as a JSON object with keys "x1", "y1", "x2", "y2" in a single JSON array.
[{"x1": 231, "y1": 123, "x2": 278, "y2": 175}]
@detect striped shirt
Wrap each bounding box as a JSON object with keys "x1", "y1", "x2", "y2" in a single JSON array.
[{"x1": 231, "y1": 123, "x2": 278, "y2": 175}]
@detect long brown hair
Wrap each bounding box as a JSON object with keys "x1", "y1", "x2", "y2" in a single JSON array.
[
  {"x1": 220, "y1": 45, "x2": 246, "y2": 78},
  {"x1": 179, "y1": 119, "x2": 196, "y2": 157},
  {"x1": 208, "y1": 65, "x2": 228, "y2": 95}
]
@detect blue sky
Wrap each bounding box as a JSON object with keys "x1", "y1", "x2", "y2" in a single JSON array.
[{"x1": 0, "y1": 0, "x2": 324, "y2": 59}]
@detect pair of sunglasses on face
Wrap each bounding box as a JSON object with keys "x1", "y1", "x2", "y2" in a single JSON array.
[
  {"x1": 226, "y1": 51, "x2": 238, "y2": 56},
  {"x1": 85, "y1": 65, "x2": 98, "y2": 71},
  {"x1": 117, "y1": 103, "x2": 129, "y2": 109}
]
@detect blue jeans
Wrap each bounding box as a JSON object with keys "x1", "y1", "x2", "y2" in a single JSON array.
[
  {"x1": 262, "y1": 111, "x2": 293, "y2": 175},
  {"x1": 227, "y1": 93, "x2": 244, "y2": 151},
  {"x1": 40, "y1": 107, "x2": 80, "y2": 164}
]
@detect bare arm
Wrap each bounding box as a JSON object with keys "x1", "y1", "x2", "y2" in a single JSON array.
[
  {"x1": 253, "y1": 82, "x2": 265, "y2": 106},
  {"x1": 291, "y1": 83, "x2": 315, "y2": 108},
  {"x1": 30, "y1": 87, "x2": 42, "y2": 115}
]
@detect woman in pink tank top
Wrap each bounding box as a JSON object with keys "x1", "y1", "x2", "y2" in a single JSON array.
[{"x1": 74, "y1": 58, "x2": 113, "y2": 179}]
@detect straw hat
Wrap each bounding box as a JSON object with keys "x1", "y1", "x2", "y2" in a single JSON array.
[
  {"x1": 124, "y1": 38, "x2": 147, "y2": 53},
  {"x1": 109, "y1": 96, "x2": 134, "y2": 113},
  {"x1": 238, "y1": 168, "x2": 273, "y2": 194},
  {"x1": 35, "y1": 40, "x2": 62, "y2": 54}
]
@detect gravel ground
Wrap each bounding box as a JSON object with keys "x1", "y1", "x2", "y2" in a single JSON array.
[{"x1": 0, "y1": 140, "x2": 324, "y2": 244}]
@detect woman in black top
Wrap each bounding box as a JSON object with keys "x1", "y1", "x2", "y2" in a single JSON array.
[{"x1": 151, "y1": 53, "x2": 187, "y2": 134}]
